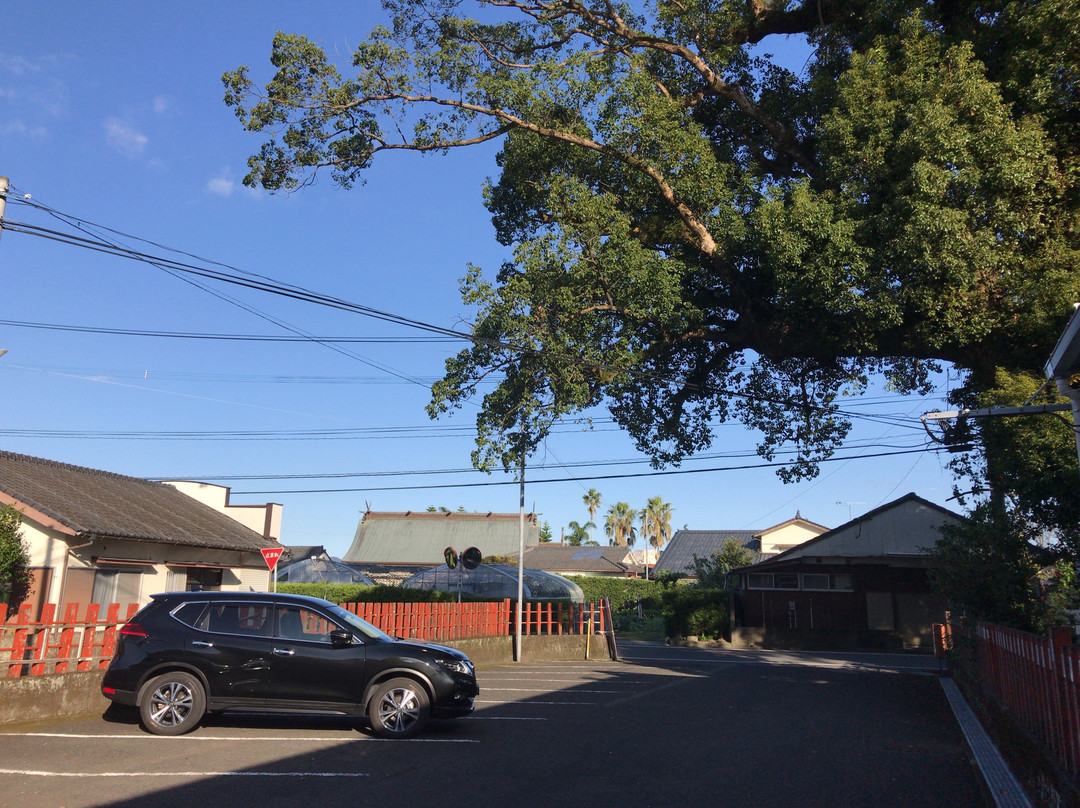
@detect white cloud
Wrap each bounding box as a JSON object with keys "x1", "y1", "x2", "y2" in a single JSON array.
[
  {"x1": 206, "y1": 176, "x2": 235, "y2": 197},
  {"x1": 152, "y1": 94, "x2": 174, "y2": 115},
  {"x1": 103, "y1": 117, "x2": 148, "y2": 157},
  {"x1": 0, "y1": 54, "x2": 35, "y2": 76},
  {"x1": 0, "y1": 119, "x2": 48, "y2": 138}
]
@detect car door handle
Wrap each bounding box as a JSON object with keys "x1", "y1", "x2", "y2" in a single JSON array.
[
  {"x1": 273, "y1": 648, "x2": 295, "y2": 656},
  {"x1": 191, "y1": 641, "x2": 214, "y2": 648}
]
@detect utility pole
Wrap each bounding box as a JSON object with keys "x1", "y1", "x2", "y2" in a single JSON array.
[
  {"x1": 0, "y1": 176, "x2": 9, "y2": 244},
  {"x1": 516, "y1": 447, "x2": 525, "y2": 663},
  {"x1": 1045, "y1": 304, "x2": 1080, "y2": 473}
]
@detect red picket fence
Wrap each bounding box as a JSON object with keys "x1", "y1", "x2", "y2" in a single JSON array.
[
  {"x1": 341, "y1": 599, "x2": 607, "y2": 641},
  {"x1": 957, "y1": 621, "x2": 1080, "y2": 779},
  {"x1": 1, "y1": 602, "x2": 141, "y2": 678},
  {"x1": 3, "y1": 598, "x2": 610, "y2": 678}
]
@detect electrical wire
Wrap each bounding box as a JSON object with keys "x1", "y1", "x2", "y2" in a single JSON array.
[
  {"x1": 3, "y1": 191, "x2": 954, "y2": 435},
  {"x1": 0, "y1": 318, "x2": 457, "y2": 343},
  {"x1": 227, "y1": 446, "x2": 952, "y2": 495}
]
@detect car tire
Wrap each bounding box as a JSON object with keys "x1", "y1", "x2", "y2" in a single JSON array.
[
  {"x1": 139, "y1": 671, "x2": 206, "y2": 736},
  {"x1": 368, "y1": 677, "x2": 430, "y2": 739}
]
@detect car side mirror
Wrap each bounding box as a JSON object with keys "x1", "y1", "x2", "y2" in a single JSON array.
[{"x1": 329, "y1": 629, "x2": 354, "y2": 646}]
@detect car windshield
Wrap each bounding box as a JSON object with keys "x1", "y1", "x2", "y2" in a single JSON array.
[{"x1": 323, "y1": 602, "x2": 395, "y2": 641}]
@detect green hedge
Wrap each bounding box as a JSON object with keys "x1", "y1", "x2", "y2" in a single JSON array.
[
  {"x1": 275, "y1": 583, "x2": 554, "y2": 605},
  {"x1": 277, "y1": 583, "x2": 468, "y2": 603},
  {"x1": 564, "y1": 576, "x2": 669, "y2": 612},
  {"x1": 661, "y1": 588, "x2": 730, "y2": 640}
]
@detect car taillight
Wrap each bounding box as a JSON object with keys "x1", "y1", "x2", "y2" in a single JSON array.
[{"x1": 119, "y1": 622, "x2": 149, "y2": 639}]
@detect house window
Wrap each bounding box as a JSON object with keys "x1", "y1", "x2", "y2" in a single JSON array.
[
  {"x1": 775, "y1": 573, "x2": 799, "y2": 589},
  {"x1": 748, "y1": 573, "x2": 773, "y2": 589},
  {"x1": 802, "y1": 574, "x2": 831, "y2": 591},
  {"x1": 90, "y1": 569, "x2": 143, "y2": 606},
  {"x1": 185, "y1": 567, "x2": 223, "y2": 591},
  {"x1": 831, "y1": 574, "x2": 854, "y2": 591},
  {"x1": 801, "y1": 573, "x2": 855, "y2": 592}
]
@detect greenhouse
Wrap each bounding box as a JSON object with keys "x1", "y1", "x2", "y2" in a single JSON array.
[
  {"x1": 401, "y1": 564, "x2": 583, "y2": 603},
  {"x1": 275, "y1": 555, "x2": 375, "y2": 586}
]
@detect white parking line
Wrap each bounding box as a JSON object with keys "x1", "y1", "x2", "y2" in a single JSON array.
[
  {"x1": 482, "y1": 687, "x2": 620, "y2": 694},
  {"x1": 0, "y1": 769, "x2": 370, "y2": 778},
  {"x1": 475, "y1": 699, "x2": 596, "y2": 706},
  {"x1": 3, "y1": 732, "x2": 477, "y2": 743}
]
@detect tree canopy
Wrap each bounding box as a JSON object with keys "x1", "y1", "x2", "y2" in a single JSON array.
[
  {"x1": 691, "y1": 537, "x2": 759, "y2": 588},
  {"x1": 605, "y1": 501, "x2": 638, "y2": 546},
  {"x1": 0, "y1": 505, "x2": 31, "y2": 609},
  {"x1": 225, "y1": 0, "x2": 1080, "y2": 487}
]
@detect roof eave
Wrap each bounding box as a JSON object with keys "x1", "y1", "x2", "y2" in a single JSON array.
[{"x1": 0, "y1": 491, "x2": 77, "y2": 536}]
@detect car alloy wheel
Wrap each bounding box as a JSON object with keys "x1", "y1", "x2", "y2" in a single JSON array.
[
  {"x1": 369, "y1": 677, "x2": 430, "y2": 738},
  {"x1": 140, "y1": 672, "x2": 206, "y2": 736}
]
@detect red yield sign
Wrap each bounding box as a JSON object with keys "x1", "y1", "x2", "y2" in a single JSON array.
[{"x1": 261, "y1": 547, "x2": 284, "y2": 571}]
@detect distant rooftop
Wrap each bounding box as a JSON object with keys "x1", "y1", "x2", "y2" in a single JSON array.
[
  {"x1": 342, "y1": 510, "x2": 541, "y2": 564},
  {"x1": 654, "y1": 529, "x2": 760, "y2": 577}
]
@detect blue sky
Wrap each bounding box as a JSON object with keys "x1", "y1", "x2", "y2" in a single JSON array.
[{"x1": 1, "y1": 3, "x2": 960, "y2": 558}]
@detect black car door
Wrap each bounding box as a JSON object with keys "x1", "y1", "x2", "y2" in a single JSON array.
[
  {"x1": 267, "y1": 603, "x2": 368, "y2": 705},
  {"x1": 185, "y1": 601, "x2": 274, "y2": 701}
]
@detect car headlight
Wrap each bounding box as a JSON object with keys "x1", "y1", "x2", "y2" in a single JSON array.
[{"x1": 437, "y1": 658, "x2": 474, "y2": 676}]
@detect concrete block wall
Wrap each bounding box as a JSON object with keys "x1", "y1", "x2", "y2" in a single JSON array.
[{"x1": 0, "y1": 634, "x2": 602, "y2": 726}]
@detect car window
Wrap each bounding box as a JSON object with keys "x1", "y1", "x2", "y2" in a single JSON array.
[
  {"x1": 171, "y1": 601, "x2": 208, "y2": 629},
  {"x1": 196, "y1": 603, "x2": 272, "y2": 637},
  {"x1": 324, "y1": 603, "x2": 393, "y2": 641},
  {"x1": 276, "y1": 605, "x2": 339, "y2": 643}
]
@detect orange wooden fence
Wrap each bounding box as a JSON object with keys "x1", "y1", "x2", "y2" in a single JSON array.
[
  {"x1": 944, "y1": 619, "x2": 1080, "y2": 781},
  {"x1": 1, "y1": 602, "x2": 141, "y2": 678},
  {"x1": 972, "y1": 622, "x2": 1080, "y2": 779},
  {"x1": 3, "y1": 598, "x2": 610, "y2": 678}
]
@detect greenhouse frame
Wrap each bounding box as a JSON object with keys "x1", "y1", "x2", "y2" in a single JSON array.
[
  {"x1": 401, "y1": 564, "x2": 584, "y2": 603},
  {"x1": 275, "y1": 555, "x2": 376, "y2": 586}
]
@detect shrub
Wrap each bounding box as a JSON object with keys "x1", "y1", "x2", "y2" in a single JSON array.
[
  {"x1": 565, "y1": 576, "x2": 667, "y2": 612},
  {"x1": 662, "y1": 588, "x2": 730, "y2": 640}
]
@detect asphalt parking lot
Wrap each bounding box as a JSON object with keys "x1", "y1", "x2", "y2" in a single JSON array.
[{"x1": 0, "y1": 642, "x2": 985, "y2": 808}]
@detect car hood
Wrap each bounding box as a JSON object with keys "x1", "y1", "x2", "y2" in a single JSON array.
[{"x1": 392, "y1": 638, "x2": 471, "y2": 661}]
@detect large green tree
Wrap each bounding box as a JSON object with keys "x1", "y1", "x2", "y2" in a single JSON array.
[
  {"x1": 225, "y1": 1, "x2": 1080, "y2": 489},
  {"x1": 0, "y1": 505, "x2": 32, "y2": 610}
]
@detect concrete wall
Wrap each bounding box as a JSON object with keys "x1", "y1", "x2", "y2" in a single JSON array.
[
  {"x1": 729, "y1": 626, "x2": 906, "y2": 652},
  {"x1": 0, "y1": 671, "x2": 112, "y2": 727},
  {"x1": 0, "y1": 634, "x2": 607, "y2": 727}
]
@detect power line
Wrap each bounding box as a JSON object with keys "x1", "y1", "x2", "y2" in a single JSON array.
[
  {"x1": 153, "y1": 437, "x2": 935, "y2": 480},
  {"x1": 4, "y1": 215, "x2": 476, "y2": 341},
  {"x1": 0, "y1": 318, "x2": 458, "y2": 343},
  {"x1": 3, "y1": 191, "x2": 952, "y2": 436},
  {"x1": 228, "y1": 446, "x2": 950, "y2": 495}
]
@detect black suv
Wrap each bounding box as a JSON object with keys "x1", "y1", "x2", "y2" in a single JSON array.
[{"x1": 102, "y1": 591, "x2": 478, "y2": 738}]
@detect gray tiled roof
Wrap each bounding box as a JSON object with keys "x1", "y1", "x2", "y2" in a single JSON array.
[
  {"x1": 653, "y1": 529, "x2": 760, "y2": 576},
  {"x1": 0, "y1": 451, "x2": 276, "y2": 552},
  {"x1": 515, "y1": 544, "x2": 641, "y2": 574},
  {"x1": 343, "y1": 511, "x2": 541, "y2": 564}
]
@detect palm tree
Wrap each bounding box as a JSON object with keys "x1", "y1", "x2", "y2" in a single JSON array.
[
  {"x1": 566, "y1": 520, "x2": 595, "y2": 546},
  {"x1": 641, "y1": 496, "x2": 674, "y2": 553},
  {"x1": 582, "y1": 489, "x2": 602, "y2": 545},
  {"x1": 605, "y1": 502, "x2": 638, "y2": 547}
]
